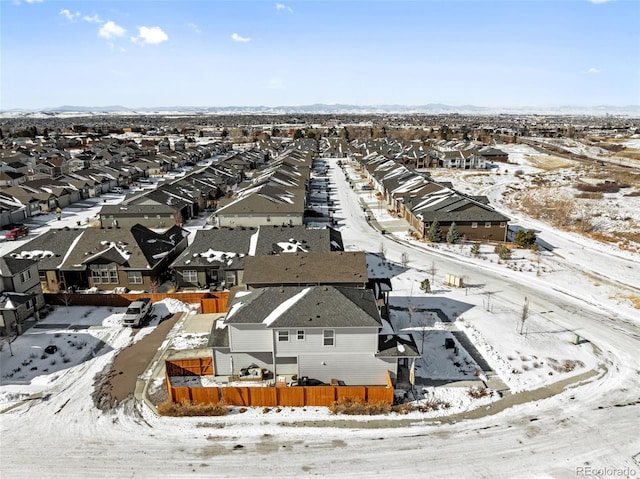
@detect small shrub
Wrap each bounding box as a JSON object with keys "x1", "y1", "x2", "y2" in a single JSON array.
[
  {"x1": 329, "y1": 398, "x2": 391, "y2": 415},
  {"x1": 392, "y1": 403, "x2": 416, "y2": 415},
  {"x1": 157, "y1": 400, "x2": 228, "y2": 417},
  {"x1": 62, "y1": 357, "x2": 71, "y2": 364},
  {"x1": 416, "y1": 398, "x2": 451, "y2": 412},
  {"x1": 262, "y1": 407, "x2": 271, "y2": 414},
  {"x1": 546, "y1": 358, "x2": 585, "y2": 373},
  {"x1": 29, "y1": 352, "x2": 37, "y2": 359},
  {"x1": 50, "y1": 359, "x2": 57, "y2": 366},
  {"x1": 467, "y1": 386, "x2": 489, "y2": 399}
]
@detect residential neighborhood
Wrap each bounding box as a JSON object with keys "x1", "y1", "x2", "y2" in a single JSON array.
[{"x1": 0, "y1": 112, "x2": 638, "y2": 477}]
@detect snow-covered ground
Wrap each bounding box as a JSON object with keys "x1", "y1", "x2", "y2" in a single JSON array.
[{"x1": 0, "y1": 153, "x2": 638, "y2": 477}]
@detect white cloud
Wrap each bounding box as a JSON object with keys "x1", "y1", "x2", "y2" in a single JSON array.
[
  {"x1": 25, "y1": 0, "x2": 44, "y2": 3},
  {"x1": 134, "y1": 26, "x2": 169, "y2": 45},
  {"x1": 59, "y1": 9, "x2": 79, "y2": 22},
  {"x1": 588, "y1": 0, "x2": 613, "y2": 3},
  {"x1": 99, "y1": 21, "x2": 126, "y2": 39},
  {"x1": 83, "y1": 14, "x2": 102, "y2": 24},
  {"x1": 276, "y1": 3, "x2": 293, "y2": 13},
  {"x1": 60, "y1": 9, "x2": 102, "y2": 24},
  {"x1": 187, "y1": 23, "x2": 201, "y2": 34},
  {"x1": 587, "y1": 67, "x2": 603, "y2": 74},
  {"x1": 231, "y1": 33, "x2": 251, "y2": 43},
  {"x1": 268, "y1": 79, "x2": 285, "y2": 90}
]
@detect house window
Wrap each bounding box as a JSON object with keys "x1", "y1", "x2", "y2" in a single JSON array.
[
  {"x1": 500, "y1": 222, "x2": 506, "y2": 228},
  {"x1": 183, "y1": 270, "x2": 198, "y2": 283},
  {"x1": 485, "y1": 222, "x2": 492, "y2": 228},
  {"x1": 278, "y1": 330, "x2": 289, "y2": 342},
  {"x1": 90, "y1": 264, "x2": 118, "y2": 284},
  {"x1": 128, "y1": 271, "x2": 143, "y2": 284},
  {"x1": 471, "y1": 222, "x2": 478, "y2": 228},
  {"x1": 225, "y1": 271, "x2": 236, "y2": 286},
  {"x1": 39, "y1": 271, "x2": 46, "y2": 282},
  {"x1": 21, "y1": 269, "x2": 32, "y2": 282},
  {"x1": 323, "y1": 329, "x2": 335, "y2": 347},
  {"x1": 297, "y1": 330, "x2": 305, "y2": 340}
]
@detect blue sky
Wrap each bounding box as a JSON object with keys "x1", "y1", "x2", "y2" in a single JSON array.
[{"x1": 1, "y1": 0, "x2": 639, "y2": 109}]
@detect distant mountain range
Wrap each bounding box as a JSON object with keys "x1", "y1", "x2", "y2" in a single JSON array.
[{"x1": 2, "y1": 103, "x2": 639, "y2": 117}]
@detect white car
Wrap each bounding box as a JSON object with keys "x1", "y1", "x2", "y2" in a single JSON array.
[{"x1": 122, "y1": 298, "x2": 152, "y2": 327}]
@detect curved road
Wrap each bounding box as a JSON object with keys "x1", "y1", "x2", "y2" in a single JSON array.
[{"x1": 1, "y1": 158, "x2": 639, "y2": 478}]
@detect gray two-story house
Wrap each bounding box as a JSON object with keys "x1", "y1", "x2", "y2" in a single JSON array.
[
  {"x1": 210, "y1": 285, "x2": 418, "y2": 386},
  {"x1": 0, "y1": 257, "x2": 45, "y2": 336}
]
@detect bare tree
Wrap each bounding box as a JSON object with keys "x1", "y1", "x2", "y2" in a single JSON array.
[
  {"x1": 401, "y1": 251, "x2": 409, "y2": 268},
  {"x1": 519, "y1": 297, "x2": 530, "y2": 335},
  {"x1": 379, "y1": 242, "x2": 386, "y2": 259},
  {"x1": 428, "y1": 261, "x2": 438, "y2": 284},
  {"x1": 414, "y1": 314, "x2": 433, "y2": 355},
  {"x1": 56, "y1": 282, "x2": 73, "y2": 313}
]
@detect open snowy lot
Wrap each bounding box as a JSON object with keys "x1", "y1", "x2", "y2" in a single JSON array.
[{"x1": 0, "y1": 153, "x2": 638, "y2": 478}]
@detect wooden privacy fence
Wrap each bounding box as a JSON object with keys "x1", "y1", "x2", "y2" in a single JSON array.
[
  {"x1": 165, "y1": 358, "x2": 394, "y2": 407},
  {"x1": 44, "y1": 291, "x2": 228, "y2": 311}
]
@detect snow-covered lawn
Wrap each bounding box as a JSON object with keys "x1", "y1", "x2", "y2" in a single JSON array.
[{"x1": 0, "y1": 299, "x2": 194, "y2": 403}]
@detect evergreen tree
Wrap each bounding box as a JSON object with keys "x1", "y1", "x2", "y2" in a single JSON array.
[
  {"x1": 293, "y1": 129, "x2": 304, "y2": 140},
  {"x1": 446, "y1": 222, "x2": 460, "y2": 244},
  {"x1": 428, "y1": 220, "x2": 442, "y2": 243},
  {"x1": 514, "y1": 229, "x2": 537, "y2": 249},
  {"x1": 420, "y1": 278, "x2": 431, "y2": 293},
  {"x1": 471, "y1": 242, "x2": 480, "y2": 255}
]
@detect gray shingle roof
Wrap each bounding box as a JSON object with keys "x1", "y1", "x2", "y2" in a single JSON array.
[
  {"x1": 170, "y1": 227, "x2": 256, "y2": 269},
  {"x1": 225, "y1": 285, "x2": 381, "y2": 328},
  {"x1": 243, "y1": 251, "x2": 367, "y2": 286},
  {"x1": 5, "y1": 228, "x2": 85, "y2": 271},
  {"x1": 0, "y1": 256, "x2": 36, "y2": 276}
]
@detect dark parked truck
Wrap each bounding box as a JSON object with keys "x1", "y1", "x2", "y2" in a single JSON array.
[{"x1": 122, "y1": 298, "x2": 152, "y2": 327}]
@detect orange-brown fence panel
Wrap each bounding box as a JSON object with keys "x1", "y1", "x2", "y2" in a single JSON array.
[
  {"x1": 303, "y1": 386, "x2": 336, "y2": 406},
  {"x1": 276, "y1": 387, "x2": 305, "y2": 407},
  {"x1": 200, "y1": 295, "x2": 229, "y2": 313},
  {"x1": 366, "y1": 386, "x2": 394, "y2": 404},
  {"x1": 221, "y1": 387, "x2": 251, "y2": 406},
  {"x1": 248, "y1": 387, "x2": 277, "y2": 407},
  {"x1": 190, "y1": 387, "x2": 220, "y2": 404},
  {"x1": 166, "y1": 358, "x2": 213, "y2": 376},
  {"x1": 171, "y1": 386, "x2": 192, "y2": 404},
  {"x1": 337, "y1": 387, "x2": 366, "y2": 402},
  {"x1": 44, "y1": 291, "x2": 226, "y2": 308}
]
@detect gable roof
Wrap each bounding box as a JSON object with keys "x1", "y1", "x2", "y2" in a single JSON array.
[
  {"x1": 0, "y1": 256, "x2": 36, "y2": 277},
  {"x1": 224, "y1": 285, "x2": 381, "y2": 328},
  {"x1": 6, "y1": 228, "x2": 85, "y2": 271},
  {"x1": 243, "y1": 251, "x2": 367, "y2": 285},
  {"x1": 169, "y1": 227, "x2": 256, "y2": 269},
  {"x1": 58, "y1": 224, "x2": 188, "y2": 271},
  {"x1": 253, "y1": 224, "x2": 340, "y2": 255}
]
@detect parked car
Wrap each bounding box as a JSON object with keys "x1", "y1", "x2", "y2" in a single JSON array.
[
  {"x1": 4, "y1": 226, "x2": 29, "y2": 241},
  {"x1": 122, "y1": 298, "x2": 152, "y2": 327}
]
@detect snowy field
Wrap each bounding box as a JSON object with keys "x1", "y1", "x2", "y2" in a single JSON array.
[{"x1": 0, "y1": 152, "x2": 638, "y2": 477}]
